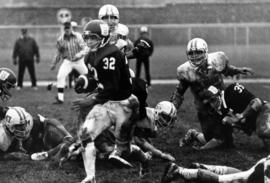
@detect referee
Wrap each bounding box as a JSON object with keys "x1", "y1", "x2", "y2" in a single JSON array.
[{"x1": 51, "y1": 21, "x2": 88, "y2": 104}]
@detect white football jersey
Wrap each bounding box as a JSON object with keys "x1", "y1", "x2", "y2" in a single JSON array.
[
  {"x1": 0, "y1": 123, "x2": 13, "y2": 152},
  {"x1": 177, "y1": 51, "x2": 228, "y2": 82},
  {"x1": 135, "y1": 107, "x2": 157, "y2": 133}
]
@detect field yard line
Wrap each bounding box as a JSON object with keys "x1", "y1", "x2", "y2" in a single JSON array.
[
  {"x1": 263, "y1": 85, "x2": 270, "y2": 89},
  {"x1": 21, "y1": 78, "x2": 270, "y2": 87}
]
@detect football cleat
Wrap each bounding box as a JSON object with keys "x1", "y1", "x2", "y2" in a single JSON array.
[
  {"x1": 161, "y1": 162, "x2": 180, "y2": 183},
  {"x1": 179, "y1": 129, "x2": 198, "y2": 147},
  {"x1": 31, "y1": 151, "x2": 49, "y2": 161},
  {"x1": 53, "y1": 96, "x2": 64, "y2": 104}
]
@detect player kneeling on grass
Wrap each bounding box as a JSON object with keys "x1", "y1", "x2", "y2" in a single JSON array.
[
  {"x1": 161, "y1": 154, "x2": 270, "y2": 183},
  {"x1": 0, "y1": 106, "x2": 73, "y2": 160},
  {"x1": 180, "y1": 83, "x2": 270, "y2": 150}
]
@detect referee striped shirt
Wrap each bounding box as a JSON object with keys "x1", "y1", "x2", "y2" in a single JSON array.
[{"x1": 56, "y1": 31, "x2": 87, "y2": 61}]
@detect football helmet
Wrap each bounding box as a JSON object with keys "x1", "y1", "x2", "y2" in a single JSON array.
[
  {"x1": 3, "y1": 107, "x2": 33, "y2": 140},
  {"x1": 186, "y1": 38, "x2": 208, "y2": 67},
  {"x1": 155, "y1": 101, "x2": 177, "y2": 128},
  {"x1": 200, "y1": 86, "x2": 222, "y2": 112},
  {"x1": 115, "y1": 23, "x2": 129, "y2": 40},
  {"x1": 98, "y1": 4, "x2": 119, "y2": 32},
  {"x1": 0, "y1": 68, "x2": 16, "y2": 102},
  {"x1": 82, "y1": 19, "x2": 110, "y2": 51}
]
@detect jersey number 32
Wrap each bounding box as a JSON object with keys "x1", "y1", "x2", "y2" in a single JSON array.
[{"x1": 103, "y1": 57, "x2": 115, "y2": 70}]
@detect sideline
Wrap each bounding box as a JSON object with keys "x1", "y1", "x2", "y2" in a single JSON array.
[{"x1": 21, "y1": 78, "x2": 270, "y2": 87}]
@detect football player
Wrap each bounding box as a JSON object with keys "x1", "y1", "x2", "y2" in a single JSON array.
[
  {"x1": 180, "y1": 83, "x2": 270, "y2": 150},
  {"x1": 114, "y1": 23, "x2": 134, "y2": 54},
  {"x1": 98, "y1": 4, "x2": 133, "y2": 52},
  {"x1": 0, "y1": 67, "x2": 16, "y2": 102},
  {"x1": 171, "y1": 38, "x2": 253, "y2": 150},
  {"x1": 70, "y1": 19, "x2": 140, "y2": 183},
  {"x1": 161, "y1": 154, "x2": 270, "y2": 183},
  {"x1": 98, "y1": 4, "x2": 120, "y2": 44},
  {"x1": 133, "y1": 101, "x2": 177, "y2": 161},
  {"x1": 0, "y1": 106, "x2": 72, "y2": 160}
]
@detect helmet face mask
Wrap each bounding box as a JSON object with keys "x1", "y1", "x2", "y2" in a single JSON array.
[
  {"x1": 102, "y1": 16, "x2": 119, "y2": 32},
  {"x1": 186, "y1": 38, "x2": 208, "y2": 68},
  {"x1": 83, "y1": 20, "x2": 110, "y2": 51},
  {"x1": 83, "y1": 31, "x2": 103, "y2": 51},
  {"x1": 187, "y1": 50, "x2": 207, "y2": 67},
  {"x1": 155, "y1": 101, "x2": 177, "y2": 129}
]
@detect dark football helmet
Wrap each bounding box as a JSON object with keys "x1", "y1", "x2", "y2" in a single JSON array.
[
  {"x1": 0, "y1": 68, "x2": 16, "y2": 101},
  {"x1": 82, "y1": 19, "x2": 110, "y2": 51}
]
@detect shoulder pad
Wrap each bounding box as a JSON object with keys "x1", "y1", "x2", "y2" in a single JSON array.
[
  {"x1": 176, "y1": 61, "x2": 194, "y2": 81},
  {"x1": 208, "y1": 51, "x2": 228, "y2": 72},
  {"x1": 115, "y1": 39, "x2": 127, "y2": 50}
]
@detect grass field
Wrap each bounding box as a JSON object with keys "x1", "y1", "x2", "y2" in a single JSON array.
[
  {"x1": 1, "y1": 44, "x2": 270, "y2": 83},
  {"x1": 1, "y1": 82, "x2": 270, "y2": 183}
]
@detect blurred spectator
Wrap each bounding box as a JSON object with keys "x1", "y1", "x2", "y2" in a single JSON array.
[
  {"x1": 12, "y1": 28, "x2": 40, "y2": 90},
  {"x1": 133, "y1": 26, "x2": 154, "y2": 86}
]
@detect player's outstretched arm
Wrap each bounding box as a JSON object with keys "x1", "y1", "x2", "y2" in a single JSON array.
[
  {"x1": 223, "y1": 65, "x2": 254, "y2": 77},
  {"x1": 133, "y1": 136, "x2": 175, "y2": 161}
]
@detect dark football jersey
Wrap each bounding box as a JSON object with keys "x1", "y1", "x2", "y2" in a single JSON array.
[
  {"x1": 132, "y1": 77, "x2": 148, "y2": 119},
  {"x1": 22, "y1": 115, "x2": 45, "y2": 153},
  {"x1": 85, "y1": 44, "x2": 132, "y2": 101},
  {"x1": 223, "y1": 83, "x2": 257, "y2": 135},
  {"x1": 224, "y1": 83, "x2": 255, "y2": 114}
]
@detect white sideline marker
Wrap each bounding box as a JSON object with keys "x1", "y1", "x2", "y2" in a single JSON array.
[{"x1": 20, "y1": 78, "x2": 270, "y2": 87}]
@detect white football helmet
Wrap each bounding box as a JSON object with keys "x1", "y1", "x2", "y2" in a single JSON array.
[
  {"x1": 115, "y1": 23, "x2": 129, "y2": 40},
  {"x1": 3, "y1": 107, "x2": 33, "y2": 140},
  {"x1": 98, "y1": 4, "x2": 119, "y2": 32},
  {"x1": 186, "y1": 38, "x2": 208, "y2": 67},
  {"x1": 155, "y1": 101, "x2": 177, "y2": 128}
]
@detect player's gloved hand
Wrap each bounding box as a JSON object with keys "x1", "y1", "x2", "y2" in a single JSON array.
[
  {"x1": 74, "y1": 77, "x2": 85, "y2": 94},
  {"x1": 239, "y1": 67, "x2": 254, "y2": 75},
  {"x1": 222, "y1": 115, "x2": 240, "y2": 126}
]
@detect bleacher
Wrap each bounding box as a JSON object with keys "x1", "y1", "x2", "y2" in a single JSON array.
[
  {"x1": 0, "y1": 1, "x2": 270, "y2": 25},
  {"x1": 0, "y1": 0, "x2": 269, "y2": 48}
]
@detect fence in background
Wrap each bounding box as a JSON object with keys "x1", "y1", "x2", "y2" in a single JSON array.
[{"x1": 1, "y1": 23, "x2": 270, "y2": 49}]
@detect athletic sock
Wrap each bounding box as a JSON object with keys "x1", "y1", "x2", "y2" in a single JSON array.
[{"x1": 177, "y1": 167, "x2": 198, "y2": 180}]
